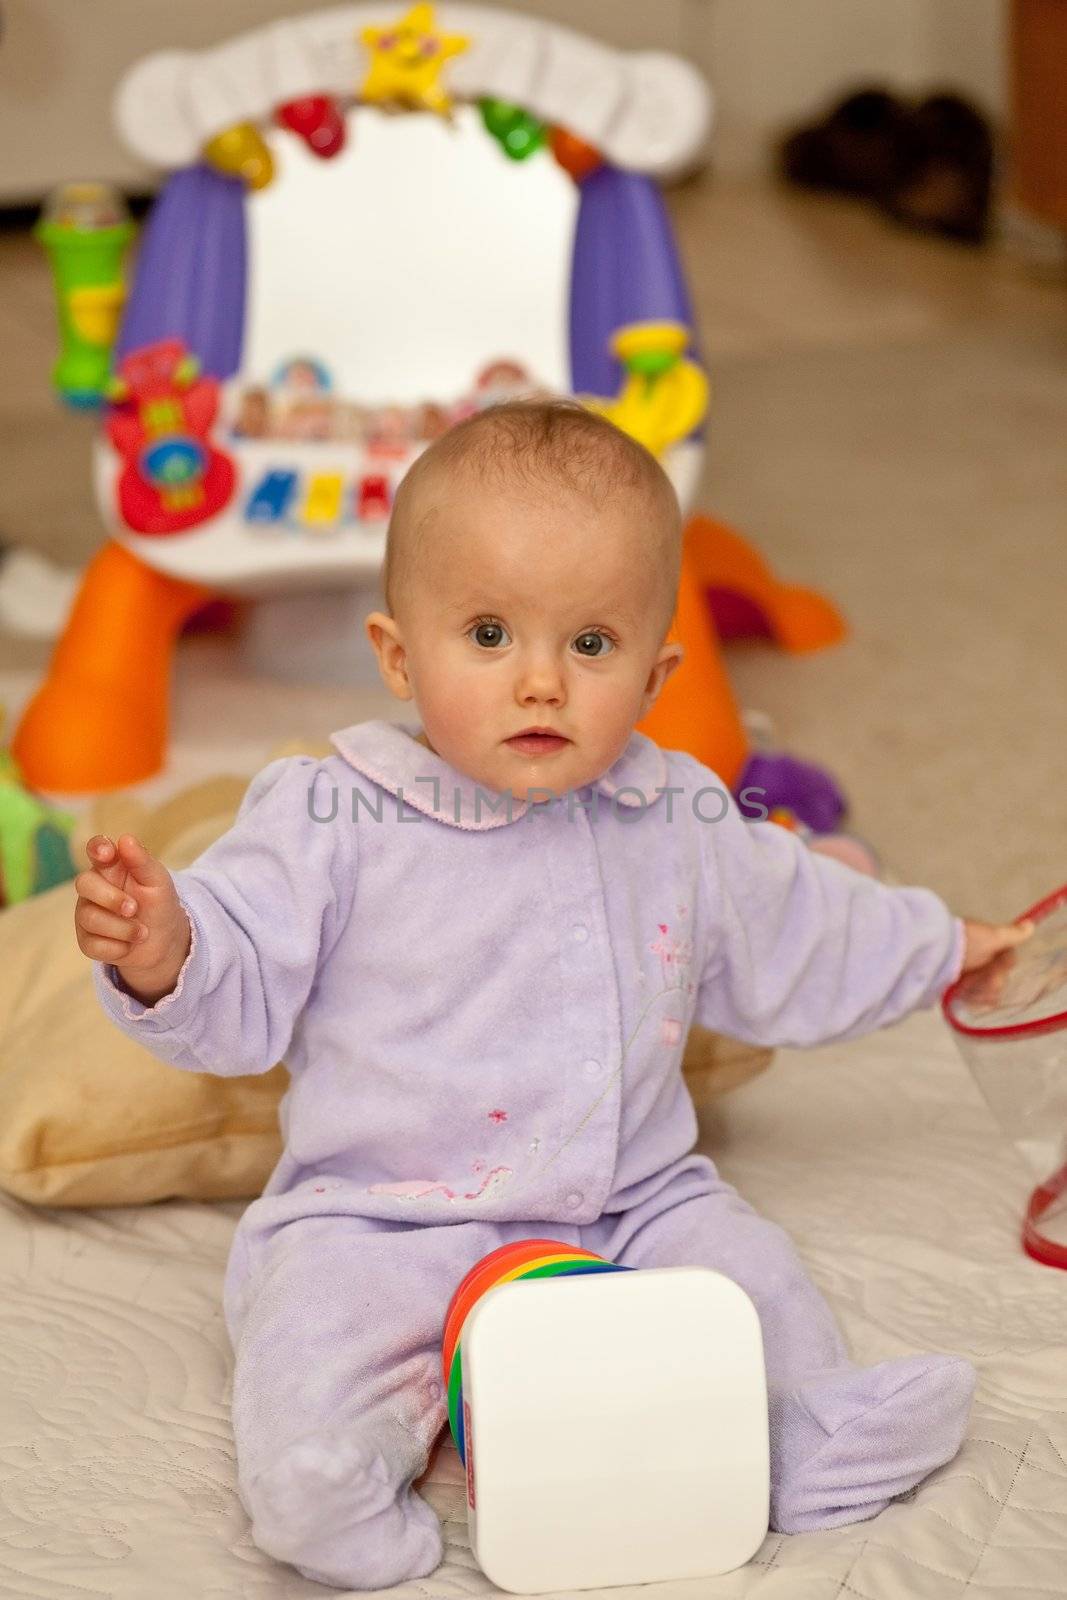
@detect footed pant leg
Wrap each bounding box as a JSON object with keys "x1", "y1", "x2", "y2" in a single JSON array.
[
  {"x1": 227, "y1": 1215, "x2": 525, "y2": 1591},
  {"x1": 584, "y1": 1156, "x2": 974, "y2": 1533}
]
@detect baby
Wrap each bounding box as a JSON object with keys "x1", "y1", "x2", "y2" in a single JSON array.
[{"x1": 76, "y1": 401, "x2": 1030, "y2": 1591}]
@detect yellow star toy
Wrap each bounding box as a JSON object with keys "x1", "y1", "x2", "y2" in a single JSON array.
[{"x1": 359, "y1": 3, "x2": 470, "y2": 117}]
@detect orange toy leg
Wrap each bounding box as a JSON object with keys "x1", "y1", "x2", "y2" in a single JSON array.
[
  {"x1": 685, "y1": 514, "x2": 846, "y2": 653},
  {"x1": 12, "y1": 541, "x2": 215, "y2": 793},
  {"x1": 636, "y1": 517, "x2": 749, "y2": 786}
]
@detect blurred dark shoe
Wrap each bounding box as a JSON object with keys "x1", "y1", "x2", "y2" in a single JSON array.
[
  {"x1": 778, "y1": 85, "x2": 995, "y2": 244},
  {"x1": 779, "y1": 87, "x2": 921, "y2": 201},
  {"x1": 883, "y1": 92, "x2": 995, "y2": 243}
]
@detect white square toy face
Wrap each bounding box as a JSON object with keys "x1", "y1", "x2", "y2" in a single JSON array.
[{"x1": 461, "y1": 1265, "x2": 769, "y2": 1593}]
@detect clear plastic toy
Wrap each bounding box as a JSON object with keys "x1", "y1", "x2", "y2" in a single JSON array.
[{"x1": 943, "y1": 884, "x2": 1067, "y2": 1267}]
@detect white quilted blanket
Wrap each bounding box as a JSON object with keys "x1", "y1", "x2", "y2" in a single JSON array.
[{"x1": 2, "y1": 1008, "x2": 1065, "y2": 1600}]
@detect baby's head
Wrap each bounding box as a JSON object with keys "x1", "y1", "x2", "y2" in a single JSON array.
[{"x1": 365, "y1": 399, "x2": 685, "y2": 801}]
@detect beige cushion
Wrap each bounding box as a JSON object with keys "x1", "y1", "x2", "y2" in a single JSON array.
[{"x1": 0, "y1": 744, "x2": 773, "y2": 1208}]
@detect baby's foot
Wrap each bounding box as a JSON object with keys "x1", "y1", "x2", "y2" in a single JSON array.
[
  {"x1": 770, "y1": 1353, "x2": 975, "y2": 1533},
  {"x1": 245, "y1": 1427, "x2": 443, "y2": 1589}
]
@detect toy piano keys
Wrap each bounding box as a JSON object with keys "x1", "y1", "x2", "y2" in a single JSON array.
[{"x1": 243, "y1": 467, "x2": 393, "y2": 531}]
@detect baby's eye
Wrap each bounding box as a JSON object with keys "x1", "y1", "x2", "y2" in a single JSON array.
[
  {"x1": 469, "y1": 619, "x2": 511, "y2": 649},
  {"x1": 572, "y1": 631, "x2": 615, "y2": 658}
]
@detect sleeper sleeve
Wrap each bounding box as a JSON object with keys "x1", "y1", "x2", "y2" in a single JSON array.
[
  {"x1": 691, "y1": 780, "x2": 965, "y2": 1049},
  {"x1": 92, "y1": 755, "x2": 355, "y2": 1075}
]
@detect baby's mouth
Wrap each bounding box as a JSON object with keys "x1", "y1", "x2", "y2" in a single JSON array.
[{"x1": 505, "y1": 731, "x2": 571, "y2": 755}]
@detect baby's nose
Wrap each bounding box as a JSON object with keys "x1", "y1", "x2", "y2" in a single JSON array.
[{"x1": 517, "y1": 658, "x2": 566, "y2": 701}]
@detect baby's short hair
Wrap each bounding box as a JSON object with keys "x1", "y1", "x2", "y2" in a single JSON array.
[{"x1": 382, "y1": 399, "x2": 682, "y2": 639}]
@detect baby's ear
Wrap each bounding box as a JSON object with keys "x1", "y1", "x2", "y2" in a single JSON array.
[
  {"x1": 644, "y1": 641, "x2": 685, "y2": 707},
  {"x1": 662, "y1": 640, "x2": 685, "y2": 677},
  {"x1": 365, "y1": 613, "x2": 414, "y2": 699}
]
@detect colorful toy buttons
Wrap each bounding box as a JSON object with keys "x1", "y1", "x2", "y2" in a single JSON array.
[
  {"x1": 197, "y1": 6, "x2": 608, "y2": 191},
  {"x1": 106, "y1": 339, "x2": 236, "y2": 535}
]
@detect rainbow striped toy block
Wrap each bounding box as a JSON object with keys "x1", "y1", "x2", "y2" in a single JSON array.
[{"x1": 441, "y1": 1237, "x2": 769, "y2": 1593}]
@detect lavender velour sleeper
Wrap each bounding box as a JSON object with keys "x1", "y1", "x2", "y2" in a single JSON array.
[{"x1": 94, "y1": 719, "x2": 974, "y2": 1590}]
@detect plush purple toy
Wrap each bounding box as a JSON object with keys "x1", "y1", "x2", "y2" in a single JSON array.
[{"x1": 733, "y1": 750, "x2": 847, "y2": 836}]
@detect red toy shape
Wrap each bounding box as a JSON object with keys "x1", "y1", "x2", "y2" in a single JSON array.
[
  {"x1": 358, "y1": 473, "x2": 392, "y2": 520},
  {"x1": 106, "y1": 338, "x2": 236, "y2": 536},
  {"x1": 277, "y1": 95, "x2": 347, "y2": 158}
]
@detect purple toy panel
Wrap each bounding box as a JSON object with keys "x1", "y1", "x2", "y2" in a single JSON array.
[
  {"x1": 116, "y1": 165, "x2": 247, "y2": 382},
  {"x1": 569, "y1": 166, "x2": 703, "y2": 414}
]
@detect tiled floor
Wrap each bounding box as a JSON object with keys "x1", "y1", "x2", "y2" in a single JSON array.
[{"x1": 1, "y1": 176, "x2": 1064, "y2": 917}]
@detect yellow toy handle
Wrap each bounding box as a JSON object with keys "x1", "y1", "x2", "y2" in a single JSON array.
[{"x1": 584, "y1": 320, "x2": 709, "y2": 457}]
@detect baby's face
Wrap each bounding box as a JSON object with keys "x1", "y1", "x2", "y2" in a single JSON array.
[{"x1": 368, "y1": 479, "x2": 682, "y2": 801}]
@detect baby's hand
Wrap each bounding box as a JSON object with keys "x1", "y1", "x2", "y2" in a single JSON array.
[
  {"x1": 961, "y1": 917, "x2": 1034, "y2": 975},
  {"x1": 74, "y1": 834, "x2": 191, "y2": 1006},
  {"x1": 956, "y1": 917, "x2": 1035, "y2": 1010}
]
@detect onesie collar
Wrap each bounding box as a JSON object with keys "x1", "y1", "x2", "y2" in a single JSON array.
[{"x1": 328, "y1": 719, "x2": 668, "y2": 831}]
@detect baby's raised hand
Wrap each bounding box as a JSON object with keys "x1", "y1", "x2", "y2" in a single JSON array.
[{"x1": 74, "y1": 834, "x2": 191, "y2": 1005}]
